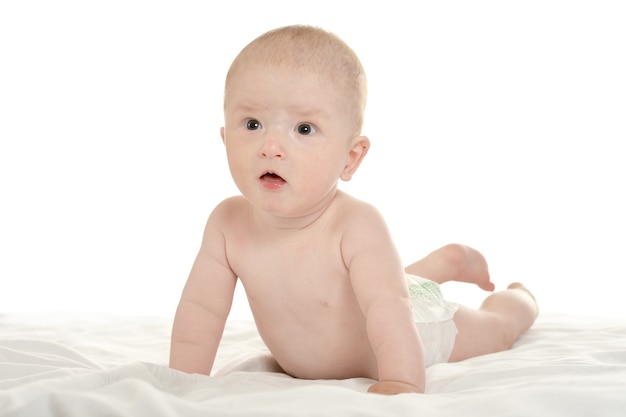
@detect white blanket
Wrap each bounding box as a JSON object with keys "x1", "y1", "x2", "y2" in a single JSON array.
[{"x1": 1, "y1": 313, "x2": 625, "y2": 416}]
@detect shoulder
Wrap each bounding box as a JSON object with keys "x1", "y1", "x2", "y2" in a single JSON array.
[
  {"x1": 332, "y1": 191, "x2": 392, "y2": 247},
  {"x1": 334, "y1": 192, "x2": 398, "y2": 268},
  {"x1": 217, "y1": 195, "x2": 248, "y2": 210},
  {"x1": 203, "y1": 196, "x2": 250, "y2": 233},
  {"x1": 209, "y1": 195, "x2": 251, "y2": 221},
  {"x1": 333, "y1": 191, "x2": 387, "y2": 227},
  {"x1": 196, "y1": 196, "x2": 251, "y2": 258}
]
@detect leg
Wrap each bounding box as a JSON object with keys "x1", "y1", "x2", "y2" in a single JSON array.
[
  {"x1": 448, "y1": 283, "x2": 538, "y2": 362},
  {"x1": 404, "y1": 243, "x2": 494, "y2": 291}
]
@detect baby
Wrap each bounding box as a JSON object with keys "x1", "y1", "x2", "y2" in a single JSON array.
[{"x1": 169, "y1": 25, "x2": 538, "y2": 395}]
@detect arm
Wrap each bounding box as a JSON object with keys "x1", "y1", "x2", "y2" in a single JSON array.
[
  {"x1": 342, "y1": 205, "x2": 425, "y2": 394},
  {"x1": 170, "y1": 205, "x2": 237, "y2": 375}
]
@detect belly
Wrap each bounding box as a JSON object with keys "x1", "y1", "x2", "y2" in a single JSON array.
[
  {"x1": 239, "y1": 259, "x2": 376, "y2": 379},
  {"x1": 251, "y1": 303, "x2": 378, "y2": 380}
]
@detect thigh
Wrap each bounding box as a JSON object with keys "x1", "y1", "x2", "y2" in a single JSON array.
[{"x1": 448, "y1": 305, "x2": 509, "y2": 362}]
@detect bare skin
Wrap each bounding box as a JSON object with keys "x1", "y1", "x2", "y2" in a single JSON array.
[
  {"x1": 170, "y1": 25, "x2": 539, "y2": 395},
  {"x1": 170, "y1": 193, "x2": 538, "y2": 395},
  {"x1": 370, "y1": 244, "x2": 538, "y2": 394},
  {"x1": 172, "y1": 192, "x2": 423, "y2": 387}
]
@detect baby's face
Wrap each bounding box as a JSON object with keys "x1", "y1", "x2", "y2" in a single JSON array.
[{"x1": 222, "y1": 64, "x2": 357, "y2": 218}]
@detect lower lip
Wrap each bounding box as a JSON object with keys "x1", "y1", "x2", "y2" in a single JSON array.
[{"x1": 260, "y1": 177, "x2": 286, "y2": 190}]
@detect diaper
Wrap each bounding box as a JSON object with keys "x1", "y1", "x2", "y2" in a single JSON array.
[{"x1": 406, "y1": 274, "x2": 459, "y2": 367}]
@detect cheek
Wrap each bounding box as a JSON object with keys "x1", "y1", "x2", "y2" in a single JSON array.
[
  {"x1": 225, "y1": 147, "x2": 248, "y2": 181},
  {"x1": 299, "y1": 154, "x2": 345, "y2": 188},
  {"x1": 225, "y1": 147, "x2": 237, "y2": 169},
  {"x1": 225, "y1": 138, "x2": 250, "y2": 165}
]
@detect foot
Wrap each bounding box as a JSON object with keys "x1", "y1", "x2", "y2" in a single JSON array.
[
  {"x1": 453, "y1": 244, "x2": 494, "y2": 291},
  {"x1": 507, "y1": 282, "x2": 537, "y2": 303},
  {"x1": 405, "y1": 244, "x2": 494, "y2": 291}
]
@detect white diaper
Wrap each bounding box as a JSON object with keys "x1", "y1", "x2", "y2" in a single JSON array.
[{"x1": 406, "y1": 274, "x2": 459, "y2": 367}]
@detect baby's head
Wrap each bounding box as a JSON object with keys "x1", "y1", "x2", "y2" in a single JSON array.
[{"x1": 224, "y1": 25, "x2": 367, "y2": 137}]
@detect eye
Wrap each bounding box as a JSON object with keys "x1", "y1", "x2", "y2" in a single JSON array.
[
  {"x1": 246, "y1": 119, "x2": 261, "y2": 130},
  {"x1": 297, "y1": 123, "x2": 316, "y2": 135}
]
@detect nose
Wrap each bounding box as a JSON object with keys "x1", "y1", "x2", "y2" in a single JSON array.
[{"x1": 259, "y1": 134, "x2": 285, "y2": 159}]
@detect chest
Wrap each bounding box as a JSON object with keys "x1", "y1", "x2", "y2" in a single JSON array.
[{"x1": 227, "y1": 228, "x2": 352, "y2": 310}]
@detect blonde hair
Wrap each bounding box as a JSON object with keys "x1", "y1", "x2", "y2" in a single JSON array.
[{"x1": 225, "y1": 25, "x2": 367, "y2": 135}]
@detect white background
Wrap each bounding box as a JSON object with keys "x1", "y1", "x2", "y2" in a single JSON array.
[{"x1": 1, "y1": 1, "x2": 624, "y2": 319}]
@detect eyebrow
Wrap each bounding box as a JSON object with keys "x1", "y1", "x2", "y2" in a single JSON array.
[
  {"x1": 291, "y1": 106, "x2": 329, "y2": 120},
  {"x1": 231, "y1": 102, "x2": 330, "y2": 121},
  {"x1": 228, "y1": 102, "x2": 265, "y2": 112}
]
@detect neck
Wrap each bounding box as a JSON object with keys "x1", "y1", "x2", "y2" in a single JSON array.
[{"x1": 251, "y1": 190, "x2": 341, "y2": 234}]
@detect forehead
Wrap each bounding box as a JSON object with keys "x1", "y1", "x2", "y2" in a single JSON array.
[
  {"x1": 223, "y1": 26, "x2": 367, "y2": 134},
  {"x1": 225, "y1": 64, "x2": 345, "y2": 110}
]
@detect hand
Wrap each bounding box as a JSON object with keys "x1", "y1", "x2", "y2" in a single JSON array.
[{"x1": 368, "y1": 380, "x2": 422, "y2": 395}]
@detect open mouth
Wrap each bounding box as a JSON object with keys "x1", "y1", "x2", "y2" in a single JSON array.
[{"x1": 260, "y1": 171, "x2": 286, "y2": 188}]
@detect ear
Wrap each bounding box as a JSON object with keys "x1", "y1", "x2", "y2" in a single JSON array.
[
  {"x1": 340, "y1": 136, "x2": 370, "y2": 181},
  {"x1": 220, "y1": 127, "x2": 225, "y2": 143}
]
